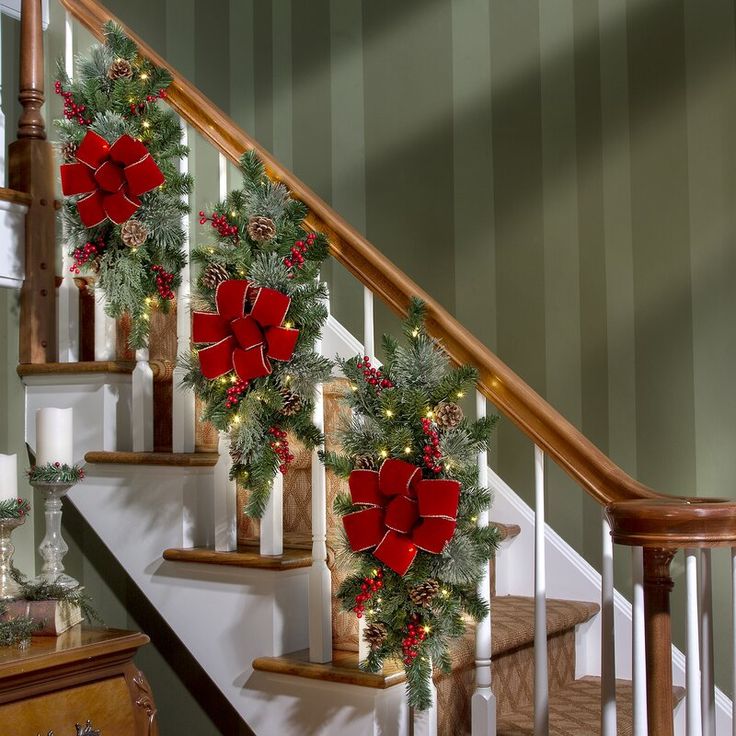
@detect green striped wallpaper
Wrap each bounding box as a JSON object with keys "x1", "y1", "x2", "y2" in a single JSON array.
[{"x1": 64, "y1": 0, "x2": 736, "y2": 695}]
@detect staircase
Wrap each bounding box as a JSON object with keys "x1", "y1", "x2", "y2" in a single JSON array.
[{"x1": 6, "y1": 0, "x2": 736, "y2": 734}]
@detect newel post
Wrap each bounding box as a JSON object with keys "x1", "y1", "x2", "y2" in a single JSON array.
[
  {"x1": 642, "y1": 547, "x2": 676, "y2": 736},
  {"x1": 10, "y1": 0, "x2": 57, "y2": 363}
]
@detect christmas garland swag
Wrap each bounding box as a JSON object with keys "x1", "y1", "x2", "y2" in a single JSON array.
[
  {"x1": 181, "y1": 151, "x2": 332, "y2": 517},
  {"x1": 322, "y1": 299, "x2": 500, "y2": 710},
  {"x1": 55, "y1": 22, "x2": 192, "y2": 348}
]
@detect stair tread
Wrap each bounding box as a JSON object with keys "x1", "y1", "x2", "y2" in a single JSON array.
[
  {"x1": 252, "y1": 595, "x2": 599, "y2": 688},
  {"x1": 496, "y1": 675, "x2": 685, "y2": 736},
  {"x1": 18, "y1": 361, "x2": 135, "y2": 377},
  {"x1": 162, "y1": 546, "x2": 312, "y2": 570},
  {"x1": 85, "y1": 451, "x2": 219, "y2": 467}
]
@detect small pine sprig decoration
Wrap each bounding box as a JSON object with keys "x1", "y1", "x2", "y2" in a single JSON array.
[
  {"x1": 27, "y1": 463, "x2": 85, "y2": 485},
  {"x1": 0, "y1": 602, "x2": 38, "y2": 648},
  {"x1": 0, "y1": 498, "x2": 30, "y2": 520},
  {"x1": 54, "y1": 21, "x2": 192, "y2": 349},
  {"x1": 181, "y1": 150, "x2": 332, "y2": 517},
  {"x1": 322, "y1": 298, "x2": 500, "y2": 710}
]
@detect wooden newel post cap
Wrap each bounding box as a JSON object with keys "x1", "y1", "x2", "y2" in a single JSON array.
[{"x1": 605, "y1": 497, "x2": 736, "y2": 549}]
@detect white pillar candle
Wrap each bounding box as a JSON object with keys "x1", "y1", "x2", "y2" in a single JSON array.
[
  {"x1": 0, "y1": 454, "x2": 18, "y2": 501},
  {"x1": 35, "y1": 408, "x2": 74, "y2": 466}
]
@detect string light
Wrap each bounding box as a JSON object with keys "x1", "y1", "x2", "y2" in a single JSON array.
[
  {"x1": 404, "y1": 446, "x2": 412, "y2": 454},
  {"x1": 142, "y1": 120, "x2": 150, "y2": 129},
  {"x1": 411, "y1": 328, "x2": 419, "y2": 337},
  {"x1": 441, "y1": 588, "x2": 450, "y2": 598},
  {"x1": 385, "y1": 409, "x2": 394, "y2": 418},
  {"x1": 456, "y1": 391, "x2": 465, "y2": 398},
  {"x1": 350, "y1": 384, "x2": 358, "y2": 392},
  {"x1": 230, "y1": 374, "x2": 238, "y2": 383},
  {"x1": 139, "y1": 72, "x2": 149, "y2": 80},
  {"x1": 379, "y1": 449, "x2": 388, "y2": 458},
  {"x1": 231, "y1": 415, "x2": 241, "y2": 425},
  {"x1": 426, "y1": 409, "x2": 435, "y2": 419},
  {"x1": 284, "y1": 321, "x2": 293, "y2": 329}
]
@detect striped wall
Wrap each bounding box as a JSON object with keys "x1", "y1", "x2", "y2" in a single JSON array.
[{"x1": 72, "y1": 0, "x2": 736, "y2": 694}]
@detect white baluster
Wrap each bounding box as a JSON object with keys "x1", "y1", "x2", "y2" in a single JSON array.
[
  {"x1": 172, "y1": 121, "x2": 195, "y2": 453},
  {"x1": 686, "y1": 549, "x2": 703, "y2": 736},
  {"x1": 731, "y1": 548, "x2": 736, "y2": 736},
  {"x1": 632, "y1": 546, "x2": 648, "y2": 736},
  {"x1": 358, "y1": 616, "x2": 369, "y2": 663},
  {"x1": 213, "y1": 431, "x2": 237, "y2": 551},
  {"x1": 58, "y1": 11, "x2": 79, "y2": 363},
  {"x1": 534, "y1": 445, "x2": 548, "y2": 736},
  {"x1": 131, "y1": 348, "x2": 153, "y2": 452},
  {"x1": 601, "y1": 511, "x2": 616, "y2": 736},
  {"x1": 472, "y1": 390, "x2": 496, "y2": 736},
  {"x1": 413, "y1": 663, "x2": 438, "y2": 736},
  {"x1": 260, "y1": 470, "x2": 283, "y2": 556},
  {"x1": 218, "y1": 152, "x2": 228, "y2": 200},
  {"x1": 93, "y1": 290, "x2": 115, "y2": 361},
  {"x1": 309, "y1": 333, "x2": 331, "y2": 662},
  {"x1": 699, "y1": 548, "x2": 715, "y2": 736},
  {"x1": 363, "y1": 286, "x2": 374, "y2": 361}
]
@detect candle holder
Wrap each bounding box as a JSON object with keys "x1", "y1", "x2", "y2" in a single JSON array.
[
  {"x1": 30, "y1": 481, "x2": 78, "y2": 590},
  {"x1": 0, "y1": 517, "x2": 24, "y2": 601}
]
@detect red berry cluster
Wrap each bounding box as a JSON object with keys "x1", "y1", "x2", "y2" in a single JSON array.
[
  {"x1": 129, "y1": 88, "x2": 167, "y2": 116},
  {"x1": 269, "y1": 427, "x2": 294, "y2": 474},
  {"x1": 54, "y1": 81, "x2": 91, "y2": 126},
  {"x1": 70, "y1": 239, "x2": 103, "y2": 274},
  {"x1": 421, "y1": 417, "x2": 442, "y2": 474},
  {"x1": 356, "y1": 356, "x2": 394, "y2": 391},
  {"x1": 199, "y1": 211, "x2": 239, "y2": 241},
  {"x1": 225, "y1": 378, "x2": 249, "y2": 408},
  {"x1": 402, "y1": 614, "x2": 428, "y2": 665},
  {"x1": 151, "y1": 264, "x2": 175, "y2": 300},
  {"x1": 353, "y1": 568, "x2": 384, "y2": 618},
  {"x1": 284, "y1": 232, "x2": 316, "y2": 274}
]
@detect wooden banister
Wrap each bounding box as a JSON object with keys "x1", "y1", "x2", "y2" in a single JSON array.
[{"x1": 61, "y1": 0, "x2": 662, "y2": 507}]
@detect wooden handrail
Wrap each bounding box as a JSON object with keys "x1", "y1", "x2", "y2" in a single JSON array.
[{"x1": 63, "y1": 0, "x2": 664, "y2": 506}]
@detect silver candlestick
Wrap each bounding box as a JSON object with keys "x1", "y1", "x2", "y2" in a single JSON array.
[
  {"x1": 31, "y1": 482, "x2": 78, "y2": 589},
  {"x1": 0, "y1": 517, "x2": 24, "y2": 600}
]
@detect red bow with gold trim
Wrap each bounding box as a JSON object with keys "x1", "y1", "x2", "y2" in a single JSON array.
[
  {"x1": 192, "y1": 279, "x2": 299, "y2": 381},
  {"x1": 342, "y1": 458, "x2": 460, "y2": 576},
  {"x1": 60, "y1": 130, "x2": 165, "y2": 227}
]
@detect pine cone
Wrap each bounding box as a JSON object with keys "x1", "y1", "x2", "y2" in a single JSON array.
[
  {"x1": 60, "y1": 140, "x2": 78, "y2": 163},
  {"x1": 229, "y1": 446, "x2": 243, "y2": 465},
  {"x1": 363, "y1": 622, "x2": 388, "y2": 650},
  {"x1": 107, "y1": 58, "x2": 133, "y2": 80},
  {"x1": 120, "y1": 219, "x2": 149, "y2": 248},
  {"x1": 201, "y1": 262, "x2": 230, "y2": 290},
  {"x1": 279, "y1": 387, "x2": 303, "y2": 416},
  {"x1": 354, "y1": 455, "x2": 376, "y2": 470},
  {"x1": 434, "y1": 402, "x2": 464, "y2": 430},
  {"x1": 247, "y1": 215, "x2": 277, "y2": 242},
  {"x1": 409, "y1": 579, "x2": 440, "y2": 607}
]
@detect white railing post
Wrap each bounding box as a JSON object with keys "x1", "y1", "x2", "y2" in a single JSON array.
[
  {"x1": 218, "y1": 152, "x2": 228, "y2": 200},
  {"x1": 534, "y1": 445, "x2": 548, "y2": 736},
  {"x1": 600, "y1": 510, "x2": 616, "y2": 736},
  {"x1": 58, "y1": 10, "x2": 79, "y2": 362},
  {"x1": 131, "y1": 347, "x2": 153, "y2": 452},
  {"x1": 363, "y1": 286, "x2": 374, "y2": 361},
  {"x1": 413, "y1": 663, "x2": 438, "y2": 736},
  {"x1": 686, "y1": 548, "x2": 703, "y2": 736},
  {"x1": 172, "y1": 121, "x2": 195, "y2": 453},
  {"x1": 260, "y1": 470, "x2": 283, "y2": 556},
  {"x1": 308, "y1": 327, "x2": 332, "y2": 662},
  {"x1": 472, "y1": 390, "x2": 496, "y2": 735},
  {"x1": 93, "y1": 290, "x2": 115, "y2": 361},
  {"x1": 699, "y1": 548, "x2": 716, "y2": 736},
  {"x1": 213, "y1": 431, "x2": 237, "y2": 552},
  {"x1": 632, "y1": 546, "x2": 648, "y2": 736},
  {"x1": 731, "y1": 548, "x2": 736, "y2": 736}
]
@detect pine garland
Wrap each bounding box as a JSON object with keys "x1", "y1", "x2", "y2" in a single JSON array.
[
  {"x1": 0, "y1": 498, "x2": 30, "y2": 520},
  {"x1": 181, "y1": 150, "x2": 332, "y2": 517},
  {"x1": 0, "y1": 602, "x2": 38, "y2": 648},
  {"x1": 54, "y1": 22, "x2": 191, "y2": 349},
  {"x1": 27, "y1": 463, "x2": 85, "y2": 485},
  {"x1": 322, "y1": 299, "x2": 500, "y2": 710}
]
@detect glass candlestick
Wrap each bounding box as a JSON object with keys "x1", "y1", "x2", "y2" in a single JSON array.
[
  {"x1": 31, "y1": 481, "x2": 78, "y2": 589},
  {"x1": 0, "y1": 517, "x2": 24, "y2": 600}
]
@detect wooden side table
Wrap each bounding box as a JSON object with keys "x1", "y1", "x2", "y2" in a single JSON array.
[{"x1": 0, "y1": 627, "x2": 158, "y2": 736}]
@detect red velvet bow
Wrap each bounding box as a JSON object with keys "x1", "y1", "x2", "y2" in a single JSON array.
[
  {"x1": 192, "y1": 279, "x2": 299, "y2": 381},
  {"x1": 60, "y1": 130, "x2": 165, "y2": 227},
  {"x1": 342, "y1": 458, "x2": 460, "y2": 576}
]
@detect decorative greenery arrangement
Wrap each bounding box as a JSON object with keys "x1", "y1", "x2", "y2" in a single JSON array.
[
  {"x1": 0, "y1": 498, "x2": 30, "y2": 520},
  {"x1": 27, "y1": 462, "x2": 85, "y2": 485},
  {"x1": 55, "y1": 21, "x2": 191, "y2": 349},
  {"x1": 181, "y1": 151, "x2": 332, "y2": 517},
  {"x1": 322, "y1": 299, "x2": 499, "y2": 709},
  {"x1": 0, "y1": 575, "x2": 101, "y2": 649}
]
